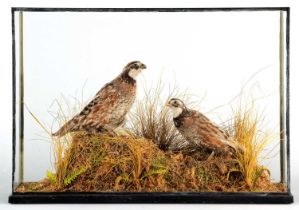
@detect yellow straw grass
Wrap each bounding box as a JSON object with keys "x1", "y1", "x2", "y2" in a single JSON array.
[{"x1": 230, "y1": 101, "x2": 271, "y2": 188}]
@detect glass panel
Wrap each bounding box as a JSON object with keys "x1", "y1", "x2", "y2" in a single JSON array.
[{"x1": 13, "y1": 9, "x2": 289, "y2": 193}]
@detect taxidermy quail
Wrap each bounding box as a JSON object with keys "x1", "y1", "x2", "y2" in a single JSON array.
[
  {"x1": 166, "y1": 98, "x2": 240, "y2": 156},
  {"x1": 52, "y1": 61, "x2": 146, "y2": 137}
]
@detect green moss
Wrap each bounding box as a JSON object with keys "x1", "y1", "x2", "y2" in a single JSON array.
[
  {"x1": 63, "y1": 167, "x2": 87, "y2": 186},
  {"x1": 46, "y1": 170, "x2": 56, "y2": 184}
]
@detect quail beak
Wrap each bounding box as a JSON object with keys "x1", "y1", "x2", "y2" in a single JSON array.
[
  {"x1": 140, "y1": 63, "x2": 147, "y2": 70},
  {"x1": 165, "y1": 101, "x2": 171, "y2": 107}
]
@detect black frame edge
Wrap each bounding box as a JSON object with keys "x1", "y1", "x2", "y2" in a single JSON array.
[
  {"x1": 11, "y1": 7, "x2": 289, "y2": 12},
  {"x1": 11, "y1": 7, "x2": 16, "y2": 194},
  {"x1": 285, "y1": 7, "x2": 291, "y2": 194},
  {"x1": 9, "y1": 7, "x2": 292, "y2": 204},
  {"x1": 9, "y1": 192, "x2": 293, "y2": 204}
]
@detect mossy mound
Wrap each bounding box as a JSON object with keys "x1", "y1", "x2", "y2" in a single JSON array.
[{"x1": 16, "y1": 133, "x2": 286, "y2": 192}]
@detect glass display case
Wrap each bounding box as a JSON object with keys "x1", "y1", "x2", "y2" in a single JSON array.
[{"x1": 9, "y1": 7, "x2": 292, "y2": 203}]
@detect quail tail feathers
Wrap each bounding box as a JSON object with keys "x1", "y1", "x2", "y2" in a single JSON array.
[{"x1": 51, "y1": 119, "x2": 75, "y2": 137}]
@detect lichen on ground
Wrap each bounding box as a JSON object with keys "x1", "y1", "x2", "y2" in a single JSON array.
[{"x1": 15, "y1": 133, "x2": 286, "y2": 193}]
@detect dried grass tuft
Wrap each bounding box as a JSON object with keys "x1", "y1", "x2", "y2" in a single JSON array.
[
  {"x1": 127, "y1": 81, "x2": 189, "y2": 151},
  {"x1": 228, "y1": 101, "x2": 272, "y2": 189}
]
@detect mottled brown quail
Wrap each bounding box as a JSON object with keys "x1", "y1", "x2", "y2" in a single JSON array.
[
  {"x1": 52, "y1": 61, "x2": 146, "y2": 137},
  {"x1": 166, "y1": 98, "x2": 240, "y2": 156}
]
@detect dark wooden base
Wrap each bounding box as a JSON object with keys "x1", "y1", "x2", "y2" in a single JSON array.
[{"x1": 9, "y1": 192, "x2": 293, "y2": 204}]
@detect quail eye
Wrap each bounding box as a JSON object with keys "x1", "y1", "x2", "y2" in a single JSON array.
[{"x1": 132, "y1": 64, "x2": 138, "y2": 69}]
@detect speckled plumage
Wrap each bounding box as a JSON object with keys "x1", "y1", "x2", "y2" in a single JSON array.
[
  {"x1": 52, "y1": 61, "x2": 146, "y2": 137},
  {"x1": 167, "y1": 98, "x2": 238, "y2": 154}
]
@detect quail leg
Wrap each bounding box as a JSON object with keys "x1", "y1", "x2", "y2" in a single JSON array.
[
  {"x1": 206, "y1": 151, "x2": 215, "y2": 161},
  {"x1": 106, "y1": 129, "x2": 117, "y2": 136},
  {"x1": 102, "y1": 125, "x2": 117, "y2": 136}
]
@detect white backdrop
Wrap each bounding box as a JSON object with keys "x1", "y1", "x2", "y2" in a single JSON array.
[
  {"x1": 20, "y1": 10, "x2": 282, "y2": 182},
  {"x1": 1, "y1": 0, "x2": 299, "y2": 209}
]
